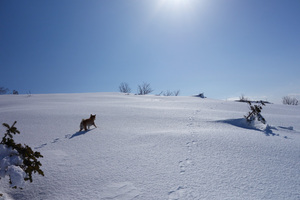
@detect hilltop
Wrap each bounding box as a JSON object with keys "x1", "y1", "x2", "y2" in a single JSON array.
[{"x1": 0, "y1": 93, "x2": 299, "y2": 200}]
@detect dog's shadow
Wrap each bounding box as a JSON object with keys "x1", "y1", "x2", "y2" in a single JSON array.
[{"x1": 69, "y1": 128, "x2": 95, "y2": 139}]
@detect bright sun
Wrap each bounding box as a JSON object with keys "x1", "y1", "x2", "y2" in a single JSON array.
[
  {"x1": 163, "y1": 0, "x2": 191, "y2": 6},
  {"x1": 150, "y1": 0, "x2": 198, "y2": 23},
  {"x1": 157, "y1": 0, "x2": 194, "y2": 12}
]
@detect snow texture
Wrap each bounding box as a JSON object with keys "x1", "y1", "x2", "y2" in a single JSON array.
[
  {"x1": 0, "y1": 92, "x2": 299, "y2": 199},
  {"x1": 0, "y1": 145, "x2": 25, "y2": 188}
]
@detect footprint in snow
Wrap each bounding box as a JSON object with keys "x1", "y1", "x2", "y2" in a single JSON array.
[
  {"x1": 168, "y1": 186, "x2": 194, "y2": 200},
  {"x1": 34, "y1": 143, "x2": 47, "y2": 149},
  {"x1": 51, "y1": 138, "x2": 59, "y2": 143},
  {"x1": 179, "y1": 161, "x2": 186, "y2": 174},
  {"x1": 178, "y1": 159, "x2": 193, "y2": 175},
  {"x1": 186, "y1": 140, "x2": 198, "y2": 152},
  {"x1": 187, "y1": 123, "x2": 194, "y2": 127},
  {"x1": 100, "y1": 182, "x2": 140, "y2": 200}
]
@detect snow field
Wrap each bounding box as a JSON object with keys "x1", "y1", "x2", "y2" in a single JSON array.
[{"x1": 0, "y1": 93, "x2": 299, "y2": 199}]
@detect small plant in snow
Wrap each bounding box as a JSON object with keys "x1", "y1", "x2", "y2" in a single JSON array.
[
  {"x1": 0, "y1": 121, "x2": 44, "y2": 189},
  {"x1": 239, "y1": 94, "x2": 249, "y2": 102},
  {"x1": 244, "y1": 101, "x2": 266, "y2": 124}
]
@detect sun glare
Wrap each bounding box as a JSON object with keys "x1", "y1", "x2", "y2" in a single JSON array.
[
  {"x1": 147, "y1": 0, "x2": 200, "y2": 28},
  {"x1": 158, "y1": 0, "x2": 194, "y2": 10},
  {"x1": 164, "y1": 0, "x2": 192, "y2": 7}
]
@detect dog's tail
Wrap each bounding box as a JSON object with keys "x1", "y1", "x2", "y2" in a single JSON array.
[{"x1": 79, "y1": 119, "x2": 84, "y2": 131}]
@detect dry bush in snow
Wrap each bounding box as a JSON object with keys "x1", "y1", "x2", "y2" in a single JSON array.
[{"x1": 282, "y1": 96, "x2": 298, "y2": 105}]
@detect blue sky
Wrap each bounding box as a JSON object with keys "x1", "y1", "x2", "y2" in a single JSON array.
[{"x1": 1, "y1": 0, "x2": 299, "y2": 103}]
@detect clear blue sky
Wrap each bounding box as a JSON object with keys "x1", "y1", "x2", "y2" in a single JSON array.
[{"x1": 1, "y1": 0, "x2": 299, "y2": 103}]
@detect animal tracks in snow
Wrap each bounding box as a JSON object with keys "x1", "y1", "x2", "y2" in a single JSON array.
[
  {"x1": 51, "y1": 138, "x2": 60, "y2": 143},
  {"x1": 35, "y1": 143, "x2": 47, "y2": 149},
  {"x1": 168, "y1": 186, "x2": 186, "y2": 199},
  {"x1": 34, "y1": 131, "x2": 90, "y2": 150},
  {"x1": 35, "y1": 137, "x2": 61, "y2": 149},
  {"x1": 168, "y1": 186, "x2": 195, "y2": 200},
  {"x1": 169, "y1": 110, "x2": 201, "y2": 199},
  {"x1": 100, "y1": 182, "x2": 140, "y2": 200},
  {"x1": 178, "y1": 158, "x2": 193, "y2": 174},
  {"x1": 186, "y1": 140, "x2": 198, "y2": 153},
  {"x1": 177, "y1": 114, "x2": 198, "y2": 175}
]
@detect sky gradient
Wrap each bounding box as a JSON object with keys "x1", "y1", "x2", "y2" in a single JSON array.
[{"x1": 1, "y1": 0, "x2": 299, "y2": 103}]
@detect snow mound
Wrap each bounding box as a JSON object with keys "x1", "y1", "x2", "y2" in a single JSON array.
[
  {"x1": 0, "y1": 145, "x2": 26, "y2": 188},
  {"x1": 217, "y1": 118, "x2": 278, "y2": 136}
]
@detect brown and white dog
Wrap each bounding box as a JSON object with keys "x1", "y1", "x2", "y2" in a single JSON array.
[{"x1": 79, "y1": 114, "x2": 97, "y2": 131}]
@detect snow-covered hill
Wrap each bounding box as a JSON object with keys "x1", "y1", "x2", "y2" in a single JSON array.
[{"x1": 0, "y1": 93, "x2": 299, "y2": 200}]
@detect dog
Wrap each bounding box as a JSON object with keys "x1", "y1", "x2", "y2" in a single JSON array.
[{"x1": 79, "y1": 114, "x2": 97, "y2": 131}]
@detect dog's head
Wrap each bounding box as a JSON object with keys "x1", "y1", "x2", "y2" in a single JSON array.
[{"x1": 90, "y1": 114, "x2": 96, "y2": 120}]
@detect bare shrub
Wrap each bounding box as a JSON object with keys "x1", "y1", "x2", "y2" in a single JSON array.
[
  {"x1": 173, "y1": 90, "x2": 180, "y2": 96},
  {"x1": 239, "y1": 94, "x2": 249, "y2": 102},
  {"x1": 137, "y1": 82, "x2": 153, "y2": 95},
  {"x1": 119, "y1": 82, "x2": 131, "y2": 93},
  {"x1": 0, "y1": 87, "x2": 9, "y2": 95},
  {"x1": 244, "y1": 101, "x2": 266, "y2": 124},
  {"x1": 163, "y1": 90, "x2": 173, "y2": 96},
  {"x1": 162, "y1": 90, "x2": 180, "y2": 96},
  {"x1": 282, "y1": 96, "x2": 298, "y2": 105},
  {"x1": 156, "y1": 91, "x2": 163, "y2": 96}
]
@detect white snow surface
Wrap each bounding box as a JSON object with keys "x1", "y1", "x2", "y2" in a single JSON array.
[
  {"x1": 0, "y1": 92, "x2": 299, "y2": 200},
  {"x1": 0, "y1": 145, "x2": 26, "y2": 188}
]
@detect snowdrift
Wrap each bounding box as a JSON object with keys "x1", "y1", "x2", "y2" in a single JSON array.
[{"x1": 0, "y1": 93, "x2": 299, "y2": 200}]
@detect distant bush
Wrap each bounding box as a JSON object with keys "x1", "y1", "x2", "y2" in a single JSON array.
[
  {"x1": 157, "y1": 90, "x2": 180, "y2": 96},
  {"x1": 244, "y1": 101, "x2": 266, "y2": 124},
  {"x1": 0, "y1": 87, "x2": 19, "y2": 95},
  {"x1": 239, "y1": 94, "x2": 249, "y2": 102},
  {"x1": 0, "y1": 121, "x2": 44, "y2": 189},
  {"x1": 163, "y1": 90, "x2": 173, "y2": 96},
  {"x1": 173, "y1": 90, "x2": 180, "y2": 96},
  {"x1": 137, "y1": 82, "x2": 153, "y2": 95},
  {"x1": 282, "y1": 96, "x2": 298, "y2": 105},
  {"x1": 119, "y1": 82, "x2": 131, "y2": 93},
  {"x1": 13, "y1": 90, "x2": 19, "y2": 95},
  {"x1": 0, "y1": 87, "x2": 9, "y2": 95},
  {"x1": 236, "y1": 94, "x2": 271, "y2": 104}
]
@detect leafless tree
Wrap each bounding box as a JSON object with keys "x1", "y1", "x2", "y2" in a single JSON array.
[
  {"x1": 119, "y1": 82, "x2": 131, "y2": 93},
  {"x1": 137, "y1": 82, "x2": 153, "y2": 95},
  {"x1": 0, "y1": 87, "x2": 9, "y2": 94},
  {"x1": 173, "y1": 90, "x2": 180, "y2": 96},
  {"x1": 163, "y1": 90, "x2": 173, "y2": 96},
  {"x1": 156, "y1": 91, "x2": 163, "y2": 96},
  {"x1": 282, "y1": 96, "x2": 298, "y2": 105}
]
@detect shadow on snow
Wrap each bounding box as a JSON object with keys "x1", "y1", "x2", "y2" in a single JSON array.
[
  {"x1": 216, "y1": 118, "x2": 277, "y2": 136},
  {"x1": 69, "y1": 128, "x2": 95, "y2": 139}
]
